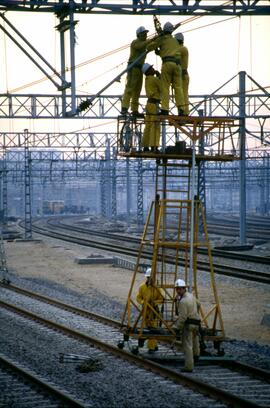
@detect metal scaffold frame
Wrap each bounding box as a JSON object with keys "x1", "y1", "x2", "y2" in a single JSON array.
[{"x1": 120, "y1": 115, "x2": 234, "y2": 353}]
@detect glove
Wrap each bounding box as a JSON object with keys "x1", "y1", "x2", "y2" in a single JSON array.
[{"x1": 155, "y1": 70, "x2": 160, "y2": 78}]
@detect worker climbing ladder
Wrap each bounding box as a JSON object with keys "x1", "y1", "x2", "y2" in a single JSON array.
[{"x1": 118, "y1": 114, "x2": 236, "y2": 355}]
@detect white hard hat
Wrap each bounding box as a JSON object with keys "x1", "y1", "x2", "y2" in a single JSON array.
[
  {"x1": 142, "y1": 63, "x2": 152, "y2": 74},
  {"x1": 163, "y1": 22, "x2": 174, "y2": 33},
  {"x1": 175, "y1": 278, "x2": 186, "y2": 288},
  {"x1": 145, "y1": 268, "x2": 152, "y2": 277},
  {"x1": 136, "y1": 26, "x2": 149, "y2": 36},
  {"x1": 174, "y1": 32, "x2": 184, "y2": 42}
]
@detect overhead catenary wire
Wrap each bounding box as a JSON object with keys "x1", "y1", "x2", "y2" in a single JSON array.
[{"x1": 6, "y1": 4, "x2": 233, "y2": 94}]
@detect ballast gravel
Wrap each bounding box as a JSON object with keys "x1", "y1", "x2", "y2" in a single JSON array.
[{"x1": 1, "y1": 282, "x2": 227, "y2": 408}]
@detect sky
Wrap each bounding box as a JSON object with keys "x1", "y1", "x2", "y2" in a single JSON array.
[{"x1": 0, "y1": 10, "x2": 270, "y2": 137}]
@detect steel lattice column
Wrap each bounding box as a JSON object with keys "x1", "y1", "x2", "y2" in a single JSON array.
[
  {"x1": 111, "y1": 148, "x2": 117, "y2": 220},
  {"x1": 2, "y1": 152, "x2": 8, "y2": 227},
  {"x1": 266, "y1": 154, "x2": 270, "y2": 215},
  {"x1": 100, "y1": 161, "x2": 107, "y2": 218},
  {"x1": 137, "y1": 158, "x2": 143, "y2": 226},
  {"x1": 105, "y1": 140, "x2": 112, "y2": 219},
  {"x1": 239, "y1": 71, "x2": 247, "y2": 244},
  {"x1": 24, "y1": 145, "x2": 32, "y2": 239}
]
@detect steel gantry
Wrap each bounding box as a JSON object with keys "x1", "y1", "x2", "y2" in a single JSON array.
[{"x1": 1, "y1": 1, "x2": 270, "y2": 16}]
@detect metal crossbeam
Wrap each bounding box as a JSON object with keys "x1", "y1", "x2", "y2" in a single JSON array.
[
  {"x1": 0, "y1": 1, "x2": 269, "y2": 16},
  {"x1": 0, "y1": 131, "x2": 269, "y2": 154},
  {"x1": 1, "y1": 93, "x2": 269, "y2": 120}
]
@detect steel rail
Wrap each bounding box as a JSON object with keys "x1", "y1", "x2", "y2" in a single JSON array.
[
  {"x1": 0, "y1": 282, "x2": 121, "y2": 329},
  {"x1": 30, "y1": 221, "x2": 270, "y2": 285},
  {"x1": 0, "y1": 353, "x2": 86, "y2": 407},
  {"x1": 219, "y1": 360, "x2": 270, "y2": 384},
  {"x1": 0, "y1": 298, "x2": 265, "y2": 408}
]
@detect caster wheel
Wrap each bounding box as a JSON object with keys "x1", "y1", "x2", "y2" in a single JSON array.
[
  {"x1": 138, "y1": 338, "x2": 145, "y2": 348},
  {"x1": 117, "y1": 341, "x2": 125, "y2": 350},
  {"x1": 131, "y1": 346, "x2": 139, "y2": 355}
]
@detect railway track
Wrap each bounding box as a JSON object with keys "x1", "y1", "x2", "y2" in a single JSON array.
[
  {"x1": 0, "y1": 353, "x2": 86, "y2": 407},
  {"x1": 1, "y1": 282, "x2": 270, "y2": 408},
  {"x1": 207, "y1": 215, "x2": 270, "y2": 241},
  {"x1": 49, "y1": 217, "x2": 270, "y2": 265},
  {"x1": 29, "y1": 219, "x2": 270, "y2": 285}
]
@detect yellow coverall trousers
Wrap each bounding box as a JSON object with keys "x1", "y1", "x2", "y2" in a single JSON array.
[
  {"x1": 160, "y1": 61, "x2": 184, "y2": 112},
  {"x1": 182, "y1": 72, "x2": 190, "y2": 115},
  {"x1": 142, "y1": 102, "x2": 160, "y2": 148},
  {"x1": 182, "y1": 324, "x2": 200, "y2": 371},
  {"x1": 122, "y1": 66, "x2": 143, "y2": 113},
  {"x1": 144, "y1": 306, "x2": 159, "y2": 350}
]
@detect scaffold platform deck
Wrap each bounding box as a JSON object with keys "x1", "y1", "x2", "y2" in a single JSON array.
[
  {"x1": 118, "y1": 151, "x2": 236, "y2": 162},
  {"x1": 117, "y1": 114, "x2": 237, "y2": 160}
]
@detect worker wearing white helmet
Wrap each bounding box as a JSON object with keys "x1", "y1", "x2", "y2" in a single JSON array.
[
  {"x1": 174, "y1": 279, "x2": 201, "y2": 372},
  {"x1": 141, "y1": 63, "x2": 162, "y2": 153},
  {"x1": 174, "y1": 32, "x2": 189, "y2": 115},
  {"x1": 146, "y1": 21, "x2": 185, "y2": 116},
  {"x1": 121, "y1": 26, "x2": 151, "y2": 117},
  {"x1": 136, "y1": 267, "x2": 164, "y2": 353}
]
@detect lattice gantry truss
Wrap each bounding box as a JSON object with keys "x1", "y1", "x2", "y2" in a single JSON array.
[
  {"x1": 1, "y1": 1, "x2": 269, "y2": 16},
  {"x1": 119, "y1": 115, "x2": 235, "y2": 354}
]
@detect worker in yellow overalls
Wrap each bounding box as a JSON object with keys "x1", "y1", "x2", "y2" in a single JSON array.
[
  {"x1": 175, "y1": 32, "x2": 189, "y2": 116},
  {"x1": 141, "y1": 63, "x2": 162, "y2": 153},
  {"x1": 174, "y1": 279, "x2": 201, "y2": 372},
  {"x1": 147, "y1": 22, "x2": 185, "y2": 116},
  {"x1": 136, "y1": 268, "x2": 164, "y2": 353},
  {"x1": 121, "y1": 26, "x2": 152, "y2": 117}
]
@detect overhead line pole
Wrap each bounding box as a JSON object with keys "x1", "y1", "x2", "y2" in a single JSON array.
[{"x1": 239, "y1": 71, "x2": 246, "y2": 245}]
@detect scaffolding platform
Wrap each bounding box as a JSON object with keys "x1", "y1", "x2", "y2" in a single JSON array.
[
  {"x1": 117, "y1": 114, "x2": 237, "y2": 160},
  {"x1": 118, "y1": 151, "x2": 236, "y2": 162}
]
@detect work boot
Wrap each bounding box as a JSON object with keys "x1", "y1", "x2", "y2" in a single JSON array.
[
  {"x1": 143, "y1": 147, "x2": 150, "y2": 152},
  {"x1": 159, "y1": 109, "x2": 169, "y2": 116},
  {"x1": 132, "y1": 111, "x2": 144, "y2": 118},
  {"x1": 181, "y1": 367, "x2": 193, "y2": 373},
  {"x1": 121, "y1": 107, "x2": 128, "y2": 115},
  {"x1": 151, "y1": 147, "x2": 160, "y2": 153},
  {"x1": 178, "y1": 108, "x2": 185, "y2": 116}
]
